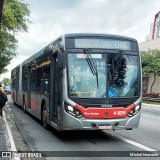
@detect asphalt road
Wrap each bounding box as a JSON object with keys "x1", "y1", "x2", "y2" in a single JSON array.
[
  {"x1": 113, "y1": 104, "x2": 160, "y2": 151},
  {"x1": 4, "y1": 96, "x2": 160, "y2": 160}
]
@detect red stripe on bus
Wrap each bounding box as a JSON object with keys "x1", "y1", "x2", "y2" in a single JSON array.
[{"x1": 75, "y1": 104, "x2": 135, "y2": 119}]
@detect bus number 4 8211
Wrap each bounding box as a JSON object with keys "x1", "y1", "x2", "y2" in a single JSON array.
[{"x1": 113, "y1": 111, "x2": 126, "y2": 116}]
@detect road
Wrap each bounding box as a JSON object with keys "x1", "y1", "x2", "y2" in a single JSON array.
[
  {"x1": 113, "y1": 104, "x2": 160, "y2": 151},
  {"x1": 4, "y1": 96, "x2": 160, "y2": 160}
]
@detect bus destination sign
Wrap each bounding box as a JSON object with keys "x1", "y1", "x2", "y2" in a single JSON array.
[{"x1": 75, "y1": 39, "x2": 131, "y2": 50}]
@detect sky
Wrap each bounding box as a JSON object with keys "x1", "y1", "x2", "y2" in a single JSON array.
[{"x1": 0, "y1": 0, "x2": 160, "y2": 81}]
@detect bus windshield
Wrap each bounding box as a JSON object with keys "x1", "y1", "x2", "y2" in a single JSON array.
[{"x1": 68, "y1": 52, "x2": 139, "y2": 98}]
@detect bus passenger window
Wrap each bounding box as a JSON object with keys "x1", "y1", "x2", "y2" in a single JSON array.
[
  {"x1": 42, "y1": 56, "x2": 51, "y2": 95},
  {"x1": 31, "y1": 63, "x2": 37, "y2": 92},
  {"x1": 36, "y1": 58, "x2": 43, "y2": 93}
]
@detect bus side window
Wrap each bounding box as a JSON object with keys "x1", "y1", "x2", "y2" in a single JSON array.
[
  {"x1": 22, "y1": 65, "x2": 28, "y2": 91},
  {"x1": 36, "y1": 57, "x2": 43, "y2": 94},
  {"x1": 11, "y1": 70, "x2": 16, "y2": 90},
  {"x1": 31, "y1": 61, "x2": 37, "y2": 92},
  {"x1": 42, "y1": 55, "x2": 51, "y2": 96},
  {"x1": 16, "y1": 67, "x2": 20, "y2": 90}
]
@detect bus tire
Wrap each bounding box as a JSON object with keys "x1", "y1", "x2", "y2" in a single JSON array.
[
  {"x1": 23, "y1": 98, "x2": 27, "y2": 113},
  {"x1": 42, "y1": 103, "x2": 49, "y2": 129}
]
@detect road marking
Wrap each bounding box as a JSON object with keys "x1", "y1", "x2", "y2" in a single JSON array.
[
  {"x1": 105, "y1": 131, "x2": 158, "y2": 152},
  {"x1": 3, "y1": 111, "x2": 20, "y2": 160}
]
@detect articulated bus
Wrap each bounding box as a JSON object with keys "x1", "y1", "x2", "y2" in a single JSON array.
[{"x1": 11, "y1": 33, "x2": 142, "y2": 131}]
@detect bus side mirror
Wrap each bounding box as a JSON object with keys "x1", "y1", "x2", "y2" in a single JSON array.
[{"x1": 57, "y1": 50, "x2": 66, "y2": 69}]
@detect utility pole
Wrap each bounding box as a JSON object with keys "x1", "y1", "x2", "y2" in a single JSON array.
[{"x1": 0, "y1": 0, "x2": 4, "y2": 24}]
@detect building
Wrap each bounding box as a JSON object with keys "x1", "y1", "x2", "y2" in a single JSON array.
[
  {"x1": 139, "y1": 36, "x2": 160, "y2": 51},
  {"x1": 139, "y1": 11, "x2": 160, "y2": 93},
  {"x1": 139, "y1": 38, "x2": 160, "y2": 93}
]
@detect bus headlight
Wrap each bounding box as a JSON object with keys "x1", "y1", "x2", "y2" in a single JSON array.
[
  {"x1": 65, "y1": 103, "x2": 83, "y2": 118},
  {"x1": 128, "y1": 104, "x2": 141, "y2": 117},
  {"x1": 135, "y1": 105, "x2": 140, "y2": 111},
  {"x1": 67, "y1": 105, "x2": 74, "y2": 112}
]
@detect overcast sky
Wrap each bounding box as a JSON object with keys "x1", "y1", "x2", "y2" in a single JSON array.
[{"x1": 0, "y1": 0, "x2": 160, "y2": 81}]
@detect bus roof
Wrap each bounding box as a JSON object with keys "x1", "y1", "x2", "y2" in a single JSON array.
[
  {"x1": 63, "y1": 33, "x2": 137, "y2": 42},
  {"x1": 16, "y1": 33, "x2": 137, "y2": 67}
]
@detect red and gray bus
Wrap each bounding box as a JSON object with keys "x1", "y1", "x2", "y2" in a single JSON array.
[{"x1": 11, "y1": 33, "x2": 142, "y2": 131}]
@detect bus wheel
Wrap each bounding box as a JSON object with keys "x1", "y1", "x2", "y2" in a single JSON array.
[
  {"x1": 42, "y1": 104, "x2": 49, "y2": 129},
  {"x1": 23, "y1": 98, "x2": 27, "y2": 113}
]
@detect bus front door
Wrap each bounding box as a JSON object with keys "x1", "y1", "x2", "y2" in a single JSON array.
[{"x1": 50, "y1": 55, "x2": 59, "y2": 123}]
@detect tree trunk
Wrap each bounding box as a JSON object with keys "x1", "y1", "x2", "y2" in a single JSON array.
[{"x1": 150, "y1": 74, "x2": 156, "y2": 93}]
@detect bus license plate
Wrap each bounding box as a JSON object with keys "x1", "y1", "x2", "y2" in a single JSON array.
[{"x1": 98, "y1": 124, "x2": 112, "y2": 130}]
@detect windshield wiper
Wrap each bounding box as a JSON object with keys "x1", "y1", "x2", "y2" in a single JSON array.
[{"x1": 84, "y1": 49, "x2": 99, "y2": 89}]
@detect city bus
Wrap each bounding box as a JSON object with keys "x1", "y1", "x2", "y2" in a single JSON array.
[{"x1": 11, "y1": 33, "x2": 142, "y2": 131}]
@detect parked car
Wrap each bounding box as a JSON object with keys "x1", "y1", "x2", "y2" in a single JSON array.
[{"x1": 4, "y1": 86, "x2": 11, "y2": 95}]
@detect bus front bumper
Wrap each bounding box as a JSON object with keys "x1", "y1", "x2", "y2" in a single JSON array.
[{"x1": 61, "y1": 111, "x2": 141, "y2": 130}]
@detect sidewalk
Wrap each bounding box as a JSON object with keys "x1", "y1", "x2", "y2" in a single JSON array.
[
  {"x1": 0, "y1": 108, "x2": 11, "y2": 160},
  {"x1": 0, "y1": 102, "x2": 33, "y2": 160}
]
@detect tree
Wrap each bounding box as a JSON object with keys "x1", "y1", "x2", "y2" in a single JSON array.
[
  {"x1": 0, "y1": 0, "x2": 4, "y2": 23},
  {"x1": 0, "y1": 0, "x2": 30, "y2": 74},
  {"x1": 141, "y1": 49, "x2": 160, "y2": 92},
  {"x1": 1, "y1": 77, "x2": 10, "y2": 86}
]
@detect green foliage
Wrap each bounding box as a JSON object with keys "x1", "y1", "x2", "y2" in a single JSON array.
[
  {"x1": 0, "y1": 0, "x2": 30, "y2": 74},
  {"x1": 2, "y1": 0, "x2": 30, "y2": 32},
  {"x1": 141, "y1": 49, "x2": 160, "y2": 92},
  {"x1": 0, "y1": 29, "x2": 17, "y2": 74},
  {"x1": 141, "y1": 49, "x2": 160, "y2": 76},
  {"x1": 2, "y1": 78, "x2": 10, "y2": 86}
]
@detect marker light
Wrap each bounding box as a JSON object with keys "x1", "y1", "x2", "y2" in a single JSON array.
[
  {"x1": 129, "y1": 110, "x2": 134, "y2": 115},
  {"x1": 75, "y1": 110, "x2": 81, "y2": 116}
]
